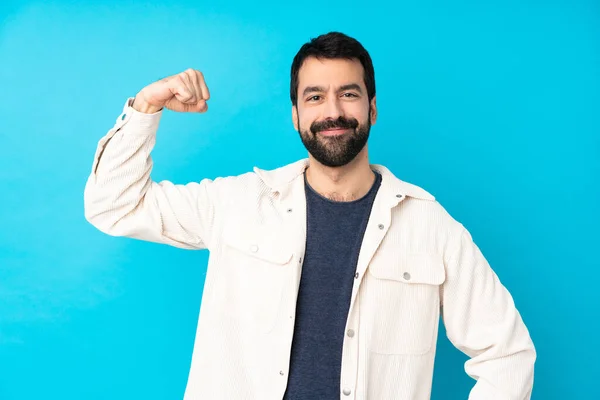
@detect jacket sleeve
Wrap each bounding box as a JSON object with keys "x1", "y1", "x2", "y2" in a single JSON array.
[
  {"x1": 83, "y1": 98, "x2": 223, "y2": 251},
  {"x1": 441, "y1": 227, "x2": 536, "y2": 399}
]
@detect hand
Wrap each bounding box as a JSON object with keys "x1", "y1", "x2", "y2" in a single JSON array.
[{"x1": 133, "y1": 69, "x2": 210, "y2": 114}]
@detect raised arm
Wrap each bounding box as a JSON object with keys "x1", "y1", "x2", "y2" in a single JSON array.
[{"x1": 84, "y1": 69, "x2": 222, "y2": 250}]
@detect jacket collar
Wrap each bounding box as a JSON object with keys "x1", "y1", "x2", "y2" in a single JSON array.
[{"x1": 253, "y1": 158, "x2": 435, "y2": 202}]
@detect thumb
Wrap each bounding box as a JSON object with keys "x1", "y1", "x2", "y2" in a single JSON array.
[{"x1": 188, "y1": 99, "x2": 208, "y2": 113}]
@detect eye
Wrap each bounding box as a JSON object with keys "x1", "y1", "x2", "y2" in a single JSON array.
[
  {"x1": 342, "y1": 92, "x2": 358, "y2": 98},
  {"x1": 307, "y1": 95, "x2": 321, "y2": 102}
]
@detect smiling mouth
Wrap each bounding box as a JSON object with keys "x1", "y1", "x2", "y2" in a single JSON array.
[{"x1": 318, "y1": 128, "x2": 350, "y2": 136}]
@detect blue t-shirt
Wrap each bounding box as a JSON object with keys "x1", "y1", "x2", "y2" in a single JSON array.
[{"x1": 283, "y1": 170, "x2": 382, "y2": 399}]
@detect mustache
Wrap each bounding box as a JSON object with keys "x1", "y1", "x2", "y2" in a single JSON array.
[{"x1": 310, "y1": 116, "x2": 359, "y2": 134}]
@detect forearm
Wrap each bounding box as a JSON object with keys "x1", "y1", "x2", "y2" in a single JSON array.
[
  {"x1": 443, "y1": 228, "x2": 536, "y2": 399},
  {"x1": 84, "y1": 98, "x2": 163, "y2": 235}
]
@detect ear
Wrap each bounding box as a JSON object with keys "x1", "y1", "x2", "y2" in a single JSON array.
[
  {"x1": 292, "y1": 105, "x2": 299, "y2": 131},
  {"x1": 369, "y1": 96, "x2": 378, "y2": 125}
]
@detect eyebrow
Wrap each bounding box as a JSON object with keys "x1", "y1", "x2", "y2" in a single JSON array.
[{"x1": 302, "y1": 83, "x2": 363, "y2": 97}]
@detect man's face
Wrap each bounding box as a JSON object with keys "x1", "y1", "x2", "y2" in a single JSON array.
[{"x1": 293, "y1": 57, "x2": 377, "y2": 168}]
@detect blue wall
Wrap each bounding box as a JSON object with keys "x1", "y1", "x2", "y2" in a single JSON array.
[{"x1": 1, "y1": 0, "x2": 598, "y2": 398}]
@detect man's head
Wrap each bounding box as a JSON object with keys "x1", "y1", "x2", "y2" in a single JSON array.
[{"x1": 290, "y1": 32, "x2": 377, "y2": 168}]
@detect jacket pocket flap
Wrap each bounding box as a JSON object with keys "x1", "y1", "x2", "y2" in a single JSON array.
[
  {"x1": 369, "y1": 252, "x2": 446, "y2": 285},
  {"x1": 222, "y1": 227, "x2": 294, "y2": 265}
]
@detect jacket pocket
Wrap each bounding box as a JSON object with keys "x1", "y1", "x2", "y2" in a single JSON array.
[
  {"x1": 363, "y1": 252, "x2": 446, "y2": 355},
  {"x1": 220, "y1": 226, "x2": 294, "y2": 334}
]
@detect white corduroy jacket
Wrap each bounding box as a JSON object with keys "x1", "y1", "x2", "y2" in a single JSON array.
[{"x1": 84, "y1": 98, "x2": 536, "y2": 400}]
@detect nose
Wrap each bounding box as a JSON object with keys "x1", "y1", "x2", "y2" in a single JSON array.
[{"x1": 322, "y1": 96, "x2": 342, "y2": 120}]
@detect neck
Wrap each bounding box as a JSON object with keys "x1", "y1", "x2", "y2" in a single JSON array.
[{"x1": 305, "y1": 148, "x2": 375, "y2": 202}]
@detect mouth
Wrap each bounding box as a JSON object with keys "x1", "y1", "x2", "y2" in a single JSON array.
[{"x1": 318, "y1": 128, "x2": 351, "y2": 136}]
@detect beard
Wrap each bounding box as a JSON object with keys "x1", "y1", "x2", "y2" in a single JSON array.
[{"x1": 298, "y1": 111, "x2": 371, "y2": 168}]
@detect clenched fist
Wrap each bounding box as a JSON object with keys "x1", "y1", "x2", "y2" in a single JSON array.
[{"x1": 132, "y1": 69, "x2": 210, "y2": 114}]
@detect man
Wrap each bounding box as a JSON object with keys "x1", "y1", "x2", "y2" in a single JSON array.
[{"x1": 84, "y1": 32, "x2": 536, "y2": 399}]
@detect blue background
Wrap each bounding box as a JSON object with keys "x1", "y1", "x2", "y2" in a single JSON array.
[{"x1": 1, "y1": 0, "x2": 598, "y2": 398}]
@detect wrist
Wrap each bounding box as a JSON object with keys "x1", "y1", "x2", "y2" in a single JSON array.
[{"x1": 132, "y1": 94, "x2": 163, "y2": 114}]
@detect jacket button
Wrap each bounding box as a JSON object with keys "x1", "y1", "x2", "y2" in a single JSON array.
[
  {"x1": 378, "y1": 224, "x2": 384, "y2": 230},
  {"x1": 346, "y1": 329, "x2": 355, "y2": 338},
  {"x1": 343, "y1": 388, "x2": 351, "y2": 396},
  {"x1": 403, "y1": 272, "x2": 411, "y2": 280},
  {"x1": 250, "y1": 245, "x2": 259, "y2": 253}
]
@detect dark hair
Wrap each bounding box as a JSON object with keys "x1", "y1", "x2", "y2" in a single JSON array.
[{"x1": 290, "y1": 31, "x2": 376, "y2": 106}]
